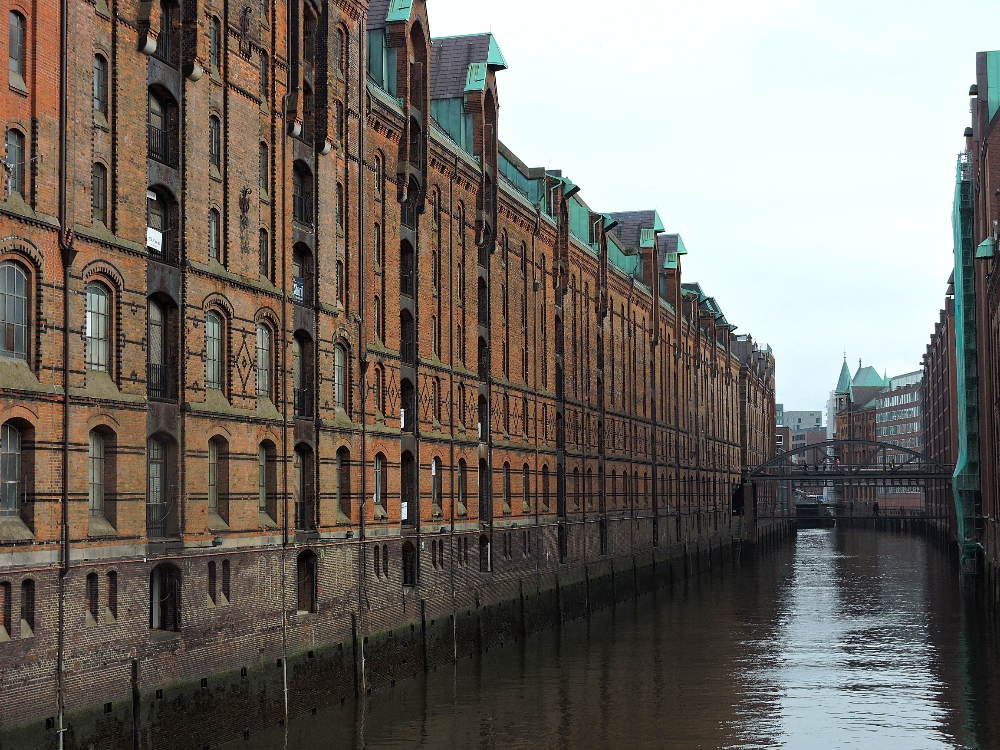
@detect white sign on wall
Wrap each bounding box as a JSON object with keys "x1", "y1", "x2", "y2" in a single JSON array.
[{"x1": 146, "y1": 227, "x2": 163, "y2": 252}]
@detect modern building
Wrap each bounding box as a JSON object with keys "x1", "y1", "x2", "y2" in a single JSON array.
[
  {"x1": 778, "y1": 408, "x2": 823, "y2": 431},
  {"x1": 0, "y1": 0, "x2": 782, "y2": 743}
]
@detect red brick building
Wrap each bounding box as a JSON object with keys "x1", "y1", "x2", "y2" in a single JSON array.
[
  {"x1": 0, "y1": 0, "x2": 781, "y2": 743},
  {"x1": 922, "y1": 282, "x2": 957, "y2": 538}
]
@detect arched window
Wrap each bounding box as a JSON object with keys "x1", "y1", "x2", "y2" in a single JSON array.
[
  {"x1": 292, "y1": 162, "x2": 312, "y2": 224},
  {"x1": 85, "y1": 282, "x2": 111, "y2": 373},
  {"x1": 292, "y1": 333, "x2": 312, "y2": 418},
  {"x1": 541, "y1": 465, "x2": 550, "y2": 512},
  {"x1": 373, "y1": 453, "x2": 386, "y2": 515},
  {"x1": 147, "y1": 90, "x2": 173, "y2": 164},
  {"x1": 258, "y1": 142, "x2": 268, "y2": 194},
  {"x1": 400, "y1": 379, "x2": 414, "y2": 432},
  {"x1": 457, "y1": 202, "x2": 465, "y2": 248},
  {"x1": 252, "y1": 323, "x2": 270, "y2": 399},
  {"x1": 400, "y1": 241, "x2": 414, "y2": 296},
  {"x1": 1, "y1": 582, "x2": 13, "y2": 637},
  {"x1": 209, "y1": 16, "x2": 221, "y2": 70},
  {"x1": 258, "y1": 229, "x2": 269, "y2": 277},
  {"x1": 373, "y1": 296, "x2": 382, "y2": 340},
  {"x1": 222, "y1": 560, "x2": 231, "y2": 603},
  {"x1": 205, "y1": 312, "x2": 223, "y2": 390},
  {"x1": 0, "y1": 262, "x2": 27, "y2": 362},
  {"x1": 336, "y1": 182, "x2": 344, "y2": 228},
  {"x1": 401, "y1": 541, "x2": 416, "y2": 586},
  {"x1": 334, "y1": 344, "x2": 347, "y2": 409},
  {"x1": 208, "y1": 208, "x2": 220, "y2": 261},
  {"x1": 293, "y1": 446, "x2": 314, "y2": 530},
  {"x1": 399, "y1": 451, "x2": 417, "y2": 526},
  {"x1": 258, "y1": 442, "x2": 276, "y2": 520},
  {"x1": 337, "y1": 27, "x2": 347, "y2": 73},
  {"x1": 260, "y1": 52, "x2": 268, "y2": 100},
  {"x1": 85, "y1": 572, "x2": 100, "y2": 625},
  {"x1": 5, "y1": 129, "x2": 25, "y2": 195},
  {"x1": 88, "y1": 429, "x2": 114, "y2": 522},
  {"x1": 92, "y1": 163, "x2": 108, "y2": 225},
  {"x1": 522, "y1": 464, "x2": 530, "y2": 513},
  {"x1": 147, "y1": 299, "x2": 171, "y2": 399},
  {"x1": 106, "y1": 571, "x2": 118, "y2": 621},
  {"x1": 9, "y1": 12, "x2": 26, "y2": 86},
  {"x1": 573, "y1": 467, "x2": 581, "y2": 511},
  {"x1": 209, "y1": 115, "x2": 221, "y2": 170},
  {"x1": 373, "y1": 153, "x2": 383, "y2": 199},
  {"x1": 292, "y1": 245, "x2": 312, "y2": 303},
  {"x1": 372, "y1": 365, "x2": 384, "y2": 414},
  {"x1": 430, "y1": 316, "x2": 437, "y2": 356},
  {"x1": 457, "y1": 458, "x2": 467, "y2": 515},
  {"x1": 1, "y1": 422, "x2": 21, "y2": 516},
  {"x1": 296, "y1": 551, "x2": 317, "y2": 613},
  {"x1": 207, "y1": 561, "x2": 217, "y2": 605},
  {"x1": 207, "y1": 437, "x2": 228, "y2": 519},
  {"x1": 19, "y1": 578, "x2": 34, "y2": 636},
  {"x1": 93, "y1": 55, "x2": 108, "y2": 115},
  {"x1": 146, "y1": 436, "x2": 171, "y2": 537},
  {"x1": 502, "y1": 462, "x2": 511, "y2": 514},
  {"x1": 155, "y1": 0, "x2": 177, "y2": 63},
  {"x1": 432, "y1": 457, "x2": 442, "y2": 515},
  {"x1": 336, "y1": 447, "x2": 351, "y2": 520},
  {"x1": 400, "y1": 311, "x2": 414, "y2": 364},
  {"x1": 373, "y1": 223, "x2": 382, "y2": 266},
  {"x1": 149, "y1": 564, "x2": 180, "y2": 631}
]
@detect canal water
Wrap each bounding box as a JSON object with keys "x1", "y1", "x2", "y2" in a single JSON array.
[{"x1": 236, "y1": 529, "x2": 1000, "y2": 749}]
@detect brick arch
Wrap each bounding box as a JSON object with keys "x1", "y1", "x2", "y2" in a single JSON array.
[
  {"x1": 86, "y1": 412, "x2": 120, "y2": 432},
  {"x1": 0, "y1": 404, "x2": 38, "y2": 427},
  {"x1": 201, "y1": 292, "x2": 234, "y2": 319},
  {"x1": 205, "y1": 423, "x2": 233, "y2": 441},
  {"x1": 253, "y1": 306, "x2": 279, "y2": 329},
  {"x1": 81, "y1": 260, "x2": 124, "y2": 293},
  {"x1": 0, "y1": 236, "x2": 43, "y2": 270}
]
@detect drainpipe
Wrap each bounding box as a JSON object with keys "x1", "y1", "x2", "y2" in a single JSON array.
[
  {"x1": 448, "y1": 153, "x2": 457, "y2": 662},
  {"x1": 355, "y1": 8, "x2": 368, "y2": 697},
  {"x1": 56, "y1": 0, "x2": 75, "y2": 745},
  {"x1": 280, "y1": 16, "x2": 293, "y2": 727}
]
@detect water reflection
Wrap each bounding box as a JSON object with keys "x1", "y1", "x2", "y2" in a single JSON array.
[{"x1": 228, "y1": 529, "x2": 1000, "y2": 750}]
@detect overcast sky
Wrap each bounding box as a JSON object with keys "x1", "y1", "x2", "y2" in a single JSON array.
[{"x1": 425, "y1": 0, "x2": 1000, "y2": 413}]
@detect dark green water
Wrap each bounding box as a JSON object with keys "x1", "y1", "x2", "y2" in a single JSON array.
[{"x1": 244, "y1": 529, "x2": 1000, "y2": 749}]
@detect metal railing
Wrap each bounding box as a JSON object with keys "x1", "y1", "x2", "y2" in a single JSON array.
[
  {"x1": 148, "y1": 362, "x2": 173, "y2": 400},
  {"x1": 295, "y1": 500, "x2": 315, "y2": 531},
  {"x1": 148, "y1": 124, "x2": 173, "y2": 165},
  {"x1": 294, "y1": 388, "x2": 312, "y2": 418},
  {"x1": 146, "y1": 503, "x2": 170, "y2": 538}
]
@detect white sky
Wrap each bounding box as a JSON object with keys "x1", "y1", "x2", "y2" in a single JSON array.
[{"x1": 424, "y1": 0, "x2": 1000, "y2": 412}]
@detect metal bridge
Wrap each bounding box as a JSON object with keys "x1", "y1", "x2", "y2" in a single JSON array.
[{"x1": 744, "y1": 439, "x2": 955, "y2": 485}]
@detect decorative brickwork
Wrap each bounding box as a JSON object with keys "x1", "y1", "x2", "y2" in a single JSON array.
[{"x1": 0, "y1": 0, "x2": 780, "y2": 742}]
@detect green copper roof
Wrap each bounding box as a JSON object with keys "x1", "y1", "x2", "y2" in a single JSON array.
[
  {"x1": 835, "y1": 357, "x2": 851, "y2": 394},
  {"x1": 487, "y1": 35, "x2": 507, "y2": 70},
  {"x1": 976, "y1": 236, "x2": 995, "y2": 259},
  {"x1": 386, "y1": 0, "x2": 413, "y2": 22},
  {"x1": 465, "y1": 62, "x2": 488, "y2": 92},
  {"x1": 852, "y1": 363, "x2": 889, "y2": 388}
]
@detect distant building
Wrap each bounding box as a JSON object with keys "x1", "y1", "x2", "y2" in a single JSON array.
[
  {"x1": 779, "y1": 409, "x2": 824, "y2": 431},
  {"x1": 875, "y1": 372, "x2": 924, "y2": 513},
  {"x1": 832, "y1": 358, "x2": 891, "y2": 513},
  {"x1": 922, "y1": 279, "x2": 957, "y2": 536}
]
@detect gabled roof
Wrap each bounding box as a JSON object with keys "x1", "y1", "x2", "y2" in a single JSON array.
[
  {"x1": 853, "y1": 364, "x2": 888, "y2": 389},
  {"x1": 607, "y1": 210, "x2": 664, "y2": 251},
  {"x1": 430, "y1": 34, "x2": 507, "y2": 100}
]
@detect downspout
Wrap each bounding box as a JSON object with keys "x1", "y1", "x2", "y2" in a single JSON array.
[
  {"x1": 448, "y1": 153, "x2": 457, "y2": 662},
  {"x1": 57, "y1": 0, "x2": 74, "y2": 744},
  {"x1": 280, "y1": 9, "x2": 294, "y2": 724},
  {"x1": 355, "y1": 8, "x2": 368, "y2": 696}
]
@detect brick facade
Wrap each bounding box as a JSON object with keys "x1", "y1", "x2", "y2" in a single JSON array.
[{"x1": 0, "y1": 0, "x2": 780, "y2": 742}]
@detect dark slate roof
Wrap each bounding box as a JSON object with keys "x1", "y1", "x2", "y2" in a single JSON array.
[
  {"x1": 430, "y1": 34, "x2": 492, "y2": 101},
  {"x1": 660, "y1": 234, "x2": 682, "y2": 254},
  {"x1": 367, "y1": 0, "x2": 390, "y2": 30},
  {"x1": 608, "y1": 210, "x2": 657, "y2": 251}
]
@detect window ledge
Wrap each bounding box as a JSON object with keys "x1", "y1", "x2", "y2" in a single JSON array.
[
  {"x1": 93, "y1": 110, "x2": 110, "y2": 131},
  {"x1": 210, "y1": 165, "x2": 223, "y2": 182},
  {"x1": 87, "y1": 515, "x2": 118, "y2": 538},
  {"x1": 9, "y1": 73, "x2": 27, "y2": 95},
  {"x1": 259, "y1": 512, "x2": 278, "y2": 529},
  {"x1": 0, "y1": 516, "x2": 34, "y2": 542},
  {"x1": 208, "y1": 512, "x2": 230, "y2": 532}
]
